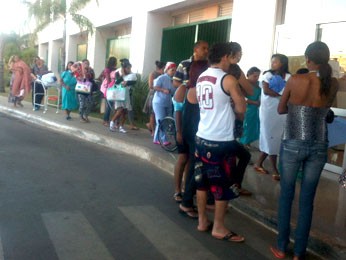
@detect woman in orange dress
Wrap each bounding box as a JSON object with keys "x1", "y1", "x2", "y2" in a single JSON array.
[{"x1": 10, "y1": 55, "x2": 31, "y2": 107}]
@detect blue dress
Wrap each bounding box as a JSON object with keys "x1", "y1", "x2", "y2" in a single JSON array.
[
  {"x1": 240, "y1": 84, "x2": 261, "y2": 145},
  {"x1": 61, "y1": 70, "x2": 78, "y2": 110}
]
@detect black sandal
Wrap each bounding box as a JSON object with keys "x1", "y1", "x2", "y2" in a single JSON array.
[{"x1": 173, "y1": 192, "x2": 183, "y2": 203}]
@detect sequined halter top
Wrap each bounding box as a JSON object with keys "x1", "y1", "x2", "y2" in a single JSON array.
[{"x1": 282, "y1": 103, "x2": 329, "y2": 142}]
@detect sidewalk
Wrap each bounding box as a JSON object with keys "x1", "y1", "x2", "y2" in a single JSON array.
[{"x1": 0, "y1": 96, "x2": 345, "y2": 259}]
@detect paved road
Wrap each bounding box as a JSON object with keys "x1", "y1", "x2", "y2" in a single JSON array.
[{"x1": 0, "y1": 113, "x2": 320, "y2": 259}]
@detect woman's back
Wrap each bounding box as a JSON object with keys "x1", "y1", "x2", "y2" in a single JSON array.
[{"x1": 284, "y1": 72, "x2": 338, "y2": 108}]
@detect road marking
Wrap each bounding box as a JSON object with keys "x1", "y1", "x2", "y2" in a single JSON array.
[
  {"x1": 42, "y1": 211, "x2": 114, "y2": 260},
  {"x1": 119, "y1": 206, "x2": 218, "y2": 260},
  {"x1": 0, "y1": 235, "x2": 4, "y2": 260}
]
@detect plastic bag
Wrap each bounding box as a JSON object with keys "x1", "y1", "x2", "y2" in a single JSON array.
[{"x1": 106, "y1": 84, "x2": 126, "y2": 101}]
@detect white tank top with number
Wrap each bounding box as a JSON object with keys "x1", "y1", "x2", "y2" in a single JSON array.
[{"x1": 196, "y1": 67, "x2": 235, "y2": 141}]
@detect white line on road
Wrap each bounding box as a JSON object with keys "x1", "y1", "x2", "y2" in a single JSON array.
[
  {"x1": 0, "y1": 235, "x2": 4, "y2": 260},
  {"x1": 119, "y1": 206, "x2": 218, "y2": 260},
  {"x1": 42, "y1": 211, "x2": 114, "y2": 260}
]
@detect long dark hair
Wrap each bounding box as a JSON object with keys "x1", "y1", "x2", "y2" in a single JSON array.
[
  {"x1": 305, "y1": 41, "x2": 332, "y2": 96},
  {"x1": 155, "y1": 60, "x2": 165, "y2": 70},
  {"x1": 265, "y1": 54, "x2": 289, "y2": 77},
  {"x1": 106, "y1": 56, "x2": 117, "y2": 70},
  {"x1": 65, "y1": 61, "x2": 74, "y2": 71},
  {"x1": 229, "y1": 42, "x2": 242, "y2": 58}
]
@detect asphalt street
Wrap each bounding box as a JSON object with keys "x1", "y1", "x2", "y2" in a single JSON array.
[{"x1": 0, "y1": 113, "x2": 322, "y2": 260}]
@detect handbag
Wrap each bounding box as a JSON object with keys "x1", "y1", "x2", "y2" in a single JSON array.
[
  {"x1": 75, "y1": 80, "x2": 92, "y2": 94},
  {"x1": 106, "y1": 84, "x2": 126, "y2": 101}
]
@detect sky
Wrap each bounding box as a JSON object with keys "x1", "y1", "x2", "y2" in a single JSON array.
[{"x1": 0, "y1": 0, "x2": 28, "y2": 34}]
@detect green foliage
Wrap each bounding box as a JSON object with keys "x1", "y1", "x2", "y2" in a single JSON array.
[
  {"x1": 20, "y1": 48, "x2": 38, "y2": 66},
  {"x1": 1, "y1": 33, "x2": 37, "y2": 88},
  {"x1": 132, "y1": 74, "x2": 150, "y2": 124},
  {"x1": 25, "y1": 0, "x2": 97, "y2": 34}
]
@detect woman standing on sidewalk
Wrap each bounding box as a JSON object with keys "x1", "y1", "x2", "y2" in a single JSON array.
[
  {"x1": 31, "y1": 57, "x2": 49, "y2": 110},
  {"x1": 240, "y1": 67, "x2": 261, "y2": 147},
  {"x1": 100, "y1": 56, "x2": 117, "y2": 126},
  {"x1": 60, "y1": 61, "x2": 78, "y2": 120},
  {"x1": 152, "y1": 62, "x2": 177, "y2": 144},
  {"x1": 72, "y1": 59, "x2": 95, "y2": 122},
  {"x1": 9, "y1": 55, "x2": 31, "y2": 107},
  {"x1": 143, "y1": 60, "x2": 165, "y2": 135},
  {"x1": 270, "y1": 41, "x2": 338, "y2": 260},
  {"x1": 254, "y1": 54, "x2": 291, "y2": 180}
]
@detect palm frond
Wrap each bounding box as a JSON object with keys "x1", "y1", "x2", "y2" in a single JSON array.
[
  {"x1": 71, "y1": 14, "x2": 94, "y2": 35},
  {"x1": 69, "y1": 0, "x2": 99, "y2": 14}
]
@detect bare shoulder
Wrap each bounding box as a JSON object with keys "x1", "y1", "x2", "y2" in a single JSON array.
[
  {"x1": 287, "y1": 73, "x2": 310, "y2": 87},
  {"x1": 174, "y1": 85, "x2": 187, "y2": 102},
  {"x1": 222, "y1": 74, "x2": 238, "y2": 94}
]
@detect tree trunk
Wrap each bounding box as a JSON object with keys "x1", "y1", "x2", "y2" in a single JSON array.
[{"x1": 0, "y1": 35, "x2": 5, "y2": 93}]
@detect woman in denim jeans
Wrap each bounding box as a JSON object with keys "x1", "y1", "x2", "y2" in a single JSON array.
[{"x1": 270, "y1": 41, "x2": 338, "y2": 259}]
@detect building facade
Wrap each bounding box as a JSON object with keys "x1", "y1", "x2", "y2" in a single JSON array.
[{"x1": 37, "y1": 0, "x2": 346, "y2": 172}]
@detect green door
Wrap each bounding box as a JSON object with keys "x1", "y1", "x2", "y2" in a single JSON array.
[
  {"x1": 160, "y1": 18, "x2": 231, "y2": 64},
  {"x1": 160, "y1": 25, "x2": 196, "y2": 64},
  {"x1": 197, "y1": 19, "x2": 231, "y2": 46}
]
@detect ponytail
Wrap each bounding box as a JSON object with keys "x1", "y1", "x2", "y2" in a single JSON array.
[
  {"x1": 318, "y1": 62, "x2": 332, "y2": 96},
  {"x1": 304, "y1": 41, "x2": 332, "y2": 97}
]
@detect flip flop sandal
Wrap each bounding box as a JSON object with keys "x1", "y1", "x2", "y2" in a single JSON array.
[
  {"x1": 272, "y1": 174, "x2": 281, "y2": 181},
  {"x1": 197, "y1": 221, "x2": 213, "y2": 232},
  {"x1": 214, "y1": 231, "x2": 245, "y2": 243},
  {"x1": 254, "y1": 166, "x2": 269, "y2": 174},
  {"x1": 173, "y1": 192, "x2": 183, "y2": 203},
  {"x1": 178, "y1": 205, "x2": 198, "y2": 219},
  {"x1": 270, "y1": 246, "x2": 286, "y2": 259}
]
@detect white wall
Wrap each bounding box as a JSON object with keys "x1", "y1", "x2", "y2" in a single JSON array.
[
  {"x1": 141, "y1": 12, "x2": 172, "y2": 77},
  {"x1": 230, "y1": 0, "x2": 277, "y2": 74}
]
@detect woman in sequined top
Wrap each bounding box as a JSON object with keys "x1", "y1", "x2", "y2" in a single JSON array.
[{"x1": 270, "y1": 41, "x2": 338, "y2": 260}]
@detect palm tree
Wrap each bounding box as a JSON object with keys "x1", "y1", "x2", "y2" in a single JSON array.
[{"x1": 24, "y1": 0, "x2": 98, "y2": 72}]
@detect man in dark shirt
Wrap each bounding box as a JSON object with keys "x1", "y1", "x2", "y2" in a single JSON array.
[{"x1": 172, "y1": 40, "x2": 209, "y2": 218}]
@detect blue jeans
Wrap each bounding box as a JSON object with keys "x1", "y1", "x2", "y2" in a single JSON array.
[
  {"x1": 103, "y1": 100, "x2": 114, "y2": 122},
  {"x1": 277, "y1": 139, "x2": 328, "y2": 257}
]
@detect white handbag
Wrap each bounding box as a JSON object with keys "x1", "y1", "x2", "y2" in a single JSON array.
[
  {"x1": 106, "y1": 84, "x2": 126, "y2": 101},
  {"x1": 75, "y1": 80, "x2": 92, "y2": 94}
]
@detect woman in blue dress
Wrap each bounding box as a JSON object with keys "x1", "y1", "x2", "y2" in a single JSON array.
[
  {"x1": 240, "y1": 67, "x2": 261, "y2": 147},
  {"x1": 152, "y1": 62, "x2": 177, "y2": 144},
  {"x1": 60, "y1": 61, "x2": 78, "y2": 120}
]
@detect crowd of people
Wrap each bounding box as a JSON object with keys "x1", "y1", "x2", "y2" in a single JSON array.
[
  {"x1": 135, "y1": 40, "x2": 337, "y2": 260},
  {"x1": 7, "y1": 39, "x2": 338, "y2": 260}
]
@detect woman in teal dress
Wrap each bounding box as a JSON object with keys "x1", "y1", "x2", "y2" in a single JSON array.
[
  {"x1": 60, "y1": 61, "x2": 78, "y2": 119},
  {"x1": 240, "y1": 67, "x2": 261, "y2": 146}
]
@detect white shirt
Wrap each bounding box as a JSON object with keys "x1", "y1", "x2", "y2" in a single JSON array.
[{"x1": 196, "y1": 67, "x2": 235, "y2": 141}]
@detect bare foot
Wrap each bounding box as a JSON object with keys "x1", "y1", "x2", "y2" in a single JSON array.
[{"x1": 197, "y1": 220, "x2": 213, "y2": 232}]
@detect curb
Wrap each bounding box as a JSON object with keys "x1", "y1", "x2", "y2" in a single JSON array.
[{"x1": 0, "y1": 105, "x2": 175, "y2": 176}]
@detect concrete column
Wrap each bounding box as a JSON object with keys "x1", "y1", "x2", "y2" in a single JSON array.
[
  {"x1": 50, "y1": 40, "x2": 61, "y2": 76},
  {"x1": 89, "y1": 30, "x2": 107, "y2": 76},
  {"x1": 130, "y1": 11, "x2": 171, "y2": 77}
]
